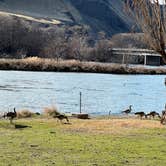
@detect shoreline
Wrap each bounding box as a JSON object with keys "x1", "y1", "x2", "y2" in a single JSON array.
[{"x1": 0, "y1": 58, "x2": 166, "y2": 74}]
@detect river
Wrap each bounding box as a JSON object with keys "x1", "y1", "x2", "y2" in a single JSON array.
[{"x1": 0, "y1": 71, "x2": 166, "y2": 115}]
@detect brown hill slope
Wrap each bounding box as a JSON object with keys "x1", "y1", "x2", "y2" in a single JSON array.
[{"x1": 0, "y1": 0, "x2": 134, "y2": 35}]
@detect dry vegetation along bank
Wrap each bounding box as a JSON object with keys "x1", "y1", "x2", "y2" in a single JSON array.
[{"x1": 0, "y1": 58, "x2": 166, "y2": 74}]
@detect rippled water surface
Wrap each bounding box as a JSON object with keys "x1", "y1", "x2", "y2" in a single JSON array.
[{"x1": 0, "y1": 71, "x2": 166, "y2": 115}]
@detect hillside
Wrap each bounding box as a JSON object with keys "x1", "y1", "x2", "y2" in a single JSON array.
[{"x1": 0, "y1": 0, "x2": 134, "y2": 35}]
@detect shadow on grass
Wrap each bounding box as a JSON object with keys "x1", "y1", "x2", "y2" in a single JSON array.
[
  {"x1": 15, "y1": 124, "x2": 32, "y2": 129},
  {"x1": 0, "y1": 122, "x2": 32, "y2": 129},
  {"x1": 63, "y1": 122, "x2": 72, "y2": 125}
]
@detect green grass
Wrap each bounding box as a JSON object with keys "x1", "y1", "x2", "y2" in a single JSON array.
[{"x1": 0, "y1": 118, "x2": 166, "y2": 166}]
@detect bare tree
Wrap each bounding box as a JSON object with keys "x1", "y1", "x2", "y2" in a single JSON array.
[
  {"x1": 127, "y1": 0, "x2": 166, "y2": 63},
  {"x1": 44, "y1": 37, "x2": 68, "y2": 61},
  {"x1": 68, "y1": 35, "x2": 88, "y2": 61},
  {"x1": 110, "y1": 33, "x2": 149, "y2": 49},
  {"x1": 0, "y1": 16, "x2": 43, "y2": 58},
  {"x1": 92, "y1": 32, "x2": 113, "y2": 62}
]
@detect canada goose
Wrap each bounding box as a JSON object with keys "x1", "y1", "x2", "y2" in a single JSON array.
[
  {"x1": 53, "y1": 114, "x2": 69, "y2": 123},
  {"x1": 122, "y1": 105, "x2": 132, "y2": 114},
  {"x1": 146, "y1": 111, "x2": 161, "y2": 119},
  {"x1": 135, "y1": 112, "x2": 147, "y2": 119},
  {"x1": 4, "y1": 108, "x2": 17, "y2": 124},
  {"x1": 161, "y1": 110, "x2": 166, "y2": 124}
]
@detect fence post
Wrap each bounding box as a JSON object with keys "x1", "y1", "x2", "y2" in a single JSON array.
[
  {"x1": 80, "y1": 92, "x2": 82, "y2": 114},
  {"x1": 144, "y1": 55, "x2": 147, "y2": 65}
]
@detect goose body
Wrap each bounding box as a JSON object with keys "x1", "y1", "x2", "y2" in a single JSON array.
[
  {"x1": 161, "y1": 110, "x2": 166, "y2": 124},
  {"x1": 122, "y1": 105, "x2": 132, "y2": 114},
  {"x1": 53, "y1": 114, "x2": 69, "y2": 123},
  {"x1": 135, "y1": 112, "x2": 147, "y2": 119},
  {"x1": 146, "y1": 111, "x2": 160, "y2": 119},
  {"x1": 4, "y1": 108, "x2": 17, "y2": 124}
]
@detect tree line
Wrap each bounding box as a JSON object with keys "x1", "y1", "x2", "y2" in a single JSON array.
[{"x1": 0, "y1": 15, "x2": 148, "y2": 62}]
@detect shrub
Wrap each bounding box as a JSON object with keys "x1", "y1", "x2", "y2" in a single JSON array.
[
  {"x1": 43, "y1": 106, "x2": 60, "y2": 117},
  {"x1": 17, "y1": 110, "x2": 34, "y2": 118}
]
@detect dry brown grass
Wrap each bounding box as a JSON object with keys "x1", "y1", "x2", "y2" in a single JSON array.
[
  {"x1": 63, "y1": 118, "x2": 165, "y2": 134},
  {"x1": 43, "y1": 106, "x2": 60, "y2": 117},
  {"x1": 0, "y1": 58, "x2": 166, "y2": 74},
  {"x1": 0, "y1": 11, "x2": 61, "y2": 24},
  {"x1": 14, "y1": 116, "x2": 165, "y2": 135},
  {"x1": 17, "y1": 109, "x2": 34, "y2": 118}
]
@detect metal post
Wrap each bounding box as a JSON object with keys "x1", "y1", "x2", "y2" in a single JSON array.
[
  {"x1": 122, "y1": 54, "x2": 125, "y2": 64},
  {"x1": 144, "y1": 55, "x2": 147, "y2": 65},
  {"x1": 80, "y1": 92, "x2": 82, "y2": 114}
]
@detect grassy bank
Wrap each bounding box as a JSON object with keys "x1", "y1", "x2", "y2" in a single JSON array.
[
  {"x1": 0, "y1": 117, "x2": 166, "y2": 166},
  {"x1": 0, "y1": 58, "x2": 166, "y2": 74}
]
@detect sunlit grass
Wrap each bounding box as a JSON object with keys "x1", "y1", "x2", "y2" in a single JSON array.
[
  {"x1": 0, "y1": 117, "x2": 166, "y2": 165},
  {"x1": 0, "y1": 11, "x2": 61, "y2": 24}
]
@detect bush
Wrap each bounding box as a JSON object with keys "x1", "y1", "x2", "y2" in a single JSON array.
[
  {"x1": 43, "y1": 106, "x2": 60, "y2": 117},
  {"x1": 17, "y1": 110, "x2": 34, "y2": 118}
]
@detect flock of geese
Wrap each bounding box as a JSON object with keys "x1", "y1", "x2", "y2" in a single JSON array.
[
  {"x1": 1, "y1": 108, "x2": 69, "y2": 124},
  {"x1": 1, "y1": 105, "x2": 166, "y2": 124},
  {"x1": 121, "y1": 105, "x2": 166, "y2": 122}
]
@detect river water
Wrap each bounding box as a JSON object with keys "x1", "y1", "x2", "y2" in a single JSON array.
[{"x1": 0, "y1": 71, "x2": 166, "y2": 115}]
